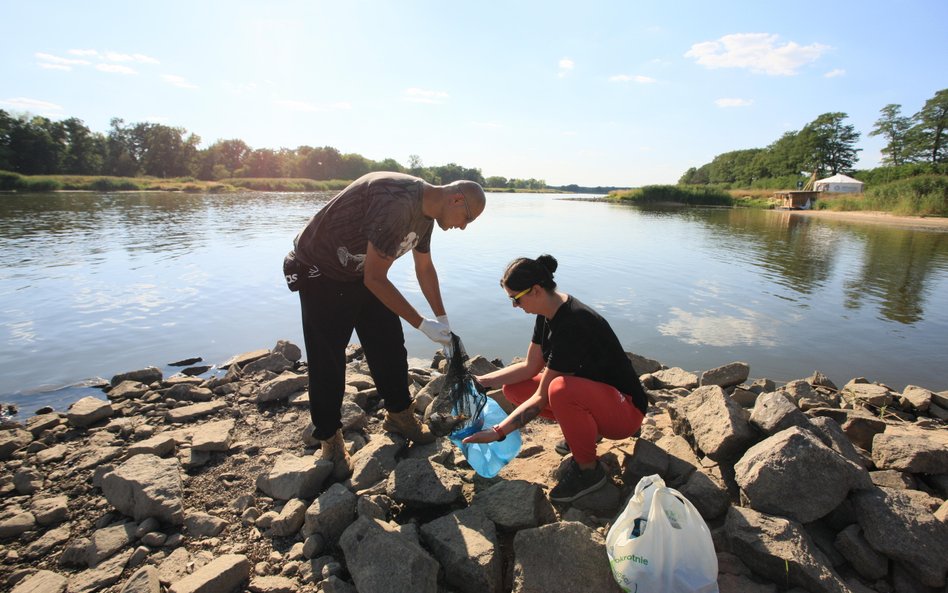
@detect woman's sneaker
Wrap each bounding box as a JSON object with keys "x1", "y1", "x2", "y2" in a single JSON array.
[
  {"x1": 549, "y1": 460, "x2": 607, "y2": 503},
  {"x1": 554, "y1": 435, "x2": 602, "y2": 456}
]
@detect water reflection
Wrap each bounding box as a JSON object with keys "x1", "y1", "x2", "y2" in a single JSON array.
[{"x1": 658, "y1": 305, "x2": 781, "y2": 347}]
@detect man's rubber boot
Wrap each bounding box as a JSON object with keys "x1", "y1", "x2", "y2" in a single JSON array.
[
  {"x1": 382, "y1": 405, "x2": 436, "y2": 445},
  {"x1": 320, "y1": 429, "x2": 352, "y2": 481}
]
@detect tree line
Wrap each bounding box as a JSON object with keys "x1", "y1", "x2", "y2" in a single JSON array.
[
  {"x1": 679, "y1": 88, "x2": 947, "y2": 189},
  {"x1": 0, "y1": 110, "x2": 551, "y2": 189}
]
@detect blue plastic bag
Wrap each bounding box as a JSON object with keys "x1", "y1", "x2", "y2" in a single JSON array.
[{"x1": 450, "y1": 393, "x2": 521, "y2": 478}]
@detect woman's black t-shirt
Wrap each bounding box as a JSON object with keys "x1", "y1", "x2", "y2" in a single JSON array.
[{"x1": 532, "y1": 295, "x2": 648, "y2": 413}]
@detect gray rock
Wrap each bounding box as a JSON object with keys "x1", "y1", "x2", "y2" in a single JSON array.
[
  {"x1": 471, "y1": 480, "x2": 556, "y2": 531},
  {"x1": 31, "y1": 496, "x2": 69, "y2": 526},
  {"x1": 868, "y1": 469, "x2": 916, "y2": 490},
  {"x1": 273, "y1": 339, "x2": 302, "y2": 363},
  {"x1": 255, "y1": 454, "x2": 332, "y2": 501},
  {"x1": 806, "y1": 416, "x2": 870, "y2": 469},
  {"x1": 654, "y1": 434, "x2": 701, "y2": 486},
  {"x1": 853, "y1": 486, "x2": 948, "y2": 588},
  {"x1": 348, "y1": 434, "x2": 403, "y2": 492},
  {"x1": 243, "y1": 352, "x2": 293, "y2": 375},
  {"x1": 678, "y1": 467, "x2": 731, "y2": 520},
  {"x1": 1, "y1": 427, "x2": 33, "y2": 459},
  {"x1": 256, "y1": 371, "x2": 307, "y2": 403},
  {"x1": 11, "y1": 570, "x2": 68, "y2": 593},
  {"x1": 839, "y1": 414, "x2": 886, "y2": 452},
  {"x1": 421, "y1": 508, "x2": 503, "y2": 593},
  {"x1": 385, "y1": 458, "x2": 463, "y2": 507},
  {"x1": 67, "y1": 549, "x2": 133, "y2": 593},
  {"x1": 725, "y1": 506, "x2": 851, "y2": 593},
  {"x1": 652, "y1": 367, "x2": 699, "y2": 390},
  {"x1": 512, "y1": 521, "x2": 622, "y2": 593},
  {"x1": 127, "y1": 435, "x2": 176, "y2": 458},
  {"x1": 191, "y1": 419, "x2": 235, "y2": 452},
  {"x1": 118, "y1": 565, "x2": 161, "y2": 593},
  {"x1": 669, "y1": 385, "x2": 756, "y2": 462},
  {"x1": 184, "y1": 512, "x2": 228, "y2": 537},
  {"x1": 700, "y1": 361, "x2": 750, "y2": 388},
  {"x1": 164, "y1": 401, "x2": 228, "y2": 423},
  {"x1": 627, "y1": 352, "x2": 662, "y2": 375},
  {"x1": 613, "y1": 438, "x2": 670, "y2": 484},
  {"x1": 86, "y1": 522, "x2": 137, "y2": 567},
  {"x1": 66, "y1": 397, "x2": 114, "y2": 428},
  {"x1": 750, "y1": 391, "x2": 812, "y2": 436},
  {"x1": 268, "y1": 498, "x2": 307, "y2": 537},
  {"x1": 0, "y1": 511, "x2": 36, "y2": 538},
  {"x1": 302, "y1": 483, "x2": 357, "y2": 542},
  {"x1": 111, "y1": 367, "x2": 162, "y2": 388},
  {"x1": 871, "y1": 425, "x2": 948, "y2": 474},
  {"x1": 899, "y1": 385, "x2": 933, "y2": 411},
  {"x1": 735, "y1": 427, "x2": 871, "y2": 524},
  {"x1": 842, "y1": 381, "x2": 894, "y2": 408},
  {"x1": 101, "y1": 454, "x2": 185, "y2": 525},
  {"x1": 339, "y1": 517, "x2": 439, "y2": 593},
  {"x1": 167, "y1": 554, "x2": 251, "y2": 593},
  {"x1": 24, "y1": 526, "x2": 71, "y2": 560},
  {"x1": 157, "y1": 548, "x2": 191, "y2": 585},
  {"x1": 833, "y1": 524, "x2": 887, "y2": 581},
  {"x1": 165, "y1": 384, "x2": 213, "y2": 402}
]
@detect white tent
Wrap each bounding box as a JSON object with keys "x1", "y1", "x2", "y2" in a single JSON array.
[{"x1": 814, "y1": 173, "x2": 864, "y2": 193}]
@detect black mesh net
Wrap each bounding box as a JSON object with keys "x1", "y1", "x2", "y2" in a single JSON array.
[{"x1": 443, "y1": 333, "x2": 488, "y2": 438}]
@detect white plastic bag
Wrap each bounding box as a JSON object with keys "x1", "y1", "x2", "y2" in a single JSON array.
[{"x1": 606, "y1": 474, "x2": 719, "y2": 593}]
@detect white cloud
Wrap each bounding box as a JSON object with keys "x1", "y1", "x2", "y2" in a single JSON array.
[
  {"x1": 96, "y1": 63, "x2": 137, "y2": 74},
  {"x1": 403, "y1": 88, "x2": 449, "y2": 104},
  {"x1": 162, "y1": 74, "x2": 198, "y2": 89},
  {"x1": 0, "y1": 97, "x2": 64, "y2": 113},
  {"x1": 658, "y1": 306, "x2": 779, "y2": 347},
  {"x1": 685, "y1": 33, "x2": 830, "y2": 76},
  {"x1": 715, "y1": 97, "x2": 754, "y2": 108},
  {"x1": 274, "y1": 99, "x2": 352, "y2": 112},
  {"x1": 104, "y1": 52, "x2": 160, "y2": 64},
  {"x1": 558, "y1": 57, "x2": 574, "y2": 78},
  {"x1": 609, "y1": 74, "x2": 656, "y2": 83},
  {"x1": 35, "y1": 52, "x2": 90, "y2": 71},
  {"x1": 824, "y1": 68, "x2": 846, "y2": 78},
  {"x1": 68, "y1": 49, "x2": 100, "y2": 57}
]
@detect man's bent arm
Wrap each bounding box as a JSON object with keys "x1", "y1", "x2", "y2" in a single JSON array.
[
  {"x1": 363, "y1": 241, "x2": 423, "y2": 327},
  {"x1": 413, "y1": 249, "x2": 446, "y2": 318}
]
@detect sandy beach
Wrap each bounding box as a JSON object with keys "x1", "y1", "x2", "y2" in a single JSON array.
[{"x1": 785, "y1": 209, "x2": 948, "y2": 230}]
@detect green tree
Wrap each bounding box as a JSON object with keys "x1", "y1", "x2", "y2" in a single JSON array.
[
  {"x1": 105, "y1": 118, "x2": 140, "y2": 177},
  {"x1": 800, "y1": 112, "x2": 861, "y2": 175},
  {"x1": 7, "y1": 115, "x2": 63, "y2": 174},
  {"x1": 60, "y1": 117, "x2": 104, "y2": 174},
  {"x1": 908, "y1": 89, "x2": 948, "y2": 164},
  {"x1": 486, "y1": 175, "x2": 508, "y2": 188},
  {"x1": 869, "y1": 104, "x2": 915, "y2": 166},
  {"x1": 243, "y1": 148, "x2": 284, "y2": 178}
]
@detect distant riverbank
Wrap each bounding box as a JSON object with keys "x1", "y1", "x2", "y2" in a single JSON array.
[{"x1": 788, "y1": 209, "x2": 948, "y2": 231}]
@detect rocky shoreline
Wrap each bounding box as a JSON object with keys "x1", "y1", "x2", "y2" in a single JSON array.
[{"x1": 1, "y1": 341, "x2": 946, "y2": 593}]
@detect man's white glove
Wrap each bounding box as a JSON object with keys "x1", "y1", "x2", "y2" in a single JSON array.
[
  {"x1": 436, "y1": 314, "x2": 450, "y2": 333},
  {"x1": 419, "y1": 318, "x2": 452, "y2": 345}
]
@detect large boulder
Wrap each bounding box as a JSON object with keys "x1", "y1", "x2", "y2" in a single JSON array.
[
  {"x1": 734, "y1": 427, "x2": 871, "y2": 524},
  {"x1": 101, "y1": 454, "x2": 184, "y2": 525},
  {"x1": 339, "y1": 517, "x2": 439, "y2": 593},
  {"x1": 852, "y1": 486, "x2": 948, "y2": 588},
  {"x1": 871, "y1": 425, "x2": 948, "y2": 474},
  {"x1": 512, "y1": 521, "x2": 622, "y2": 593},
  {"x1": 255, "y1": 454, "x2": 332, "y2": 501},
  {"x1": 669, "y1": 385, "x2": 755, "y2": 461},
  {"x1": 725, "y1": 506, "x2": 851, "y2": 593},
  {"x1": 420, "y1": 508, "x2": 503, "y2": 593}
]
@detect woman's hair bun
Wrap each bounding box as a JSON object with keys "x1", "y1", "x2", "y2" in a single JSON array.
[{"x1": 536, "y1": 254, "x2": 558, "y2": 275}]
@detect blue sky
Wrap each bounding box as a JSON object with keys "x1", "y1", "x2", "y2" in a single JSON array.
[{"x1": 2, "y1": 0, "x2": 946, "y2": 187}]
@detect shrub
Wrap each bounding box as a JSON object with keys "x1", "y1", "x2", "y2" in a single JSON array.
[
  {"x1": 0, "y1": 170, "x2": 21, "y2": 191},
  {"x1": 90, "y1": 177, "x2": 142, "y2": 191},
  {"x1": 614, "y1": 185, "x2": 733, "y2": 206},
  {"x1": 17, "y1": 177, "x2": 62, "y2": 191}
]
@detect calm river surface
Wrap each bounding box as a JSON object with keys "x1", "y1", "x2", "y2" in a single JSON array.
[{"x1": 1, "y1": 191, "x2": 947, "y2": 414}]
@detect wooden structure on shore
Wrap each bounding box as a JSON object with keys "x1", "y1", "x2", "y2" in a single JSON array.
[{"x1": 772, "y1": 190, "x2": 819, "y2": 210}]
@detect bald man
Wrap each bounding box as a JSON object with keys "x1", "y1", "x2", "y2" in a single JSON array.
[{"x1": 284, "y1": 171, "x2": 486, "y2": 481}]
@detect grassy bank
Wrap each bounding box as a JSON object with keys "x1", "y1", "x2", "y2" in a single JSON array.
[
  {"x1": 611, "y1": 177, "x2": 948, "y2": 217},
  {"x1": 0, "y1": 171, "x2": 351, "y2": 193},
  {"x1": 816, "y1": 175, "x2": 948, "y2": 217}
]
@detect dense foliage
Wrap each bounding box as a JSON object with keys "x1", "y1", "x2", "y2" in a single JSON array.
[
  {"x1": 680, "y1": 89, "x2": 948, "y2": 189},
  {"x1": 611, "y1": 185, "x2": 733, "y2": 206},
  {"x1": 0, "y1": 111, "x2": 550, "y2": 189}
]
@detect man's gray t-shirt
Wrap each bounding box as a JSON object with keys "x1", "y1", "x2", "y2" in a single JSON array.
[{"x1": 293, "y1": 172, "x2": 433, "y2": 282}]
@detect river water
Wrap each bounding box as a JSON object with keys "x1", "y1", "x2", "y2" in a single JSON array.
[{"x1": 1, "y1": 191, "x2": 947, "y2": 414}]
